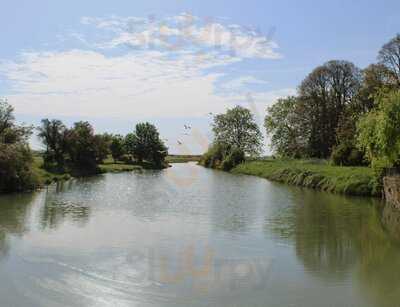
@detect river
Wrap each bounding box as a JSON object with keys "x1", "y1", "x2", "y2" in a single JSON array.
[{"x1": 0, "y1": 163, "x2": 399, "y2": 307}]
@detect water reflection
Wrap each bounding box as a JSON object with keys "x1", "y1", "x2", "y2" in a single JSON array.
[
  {"x1": 0, "y1": 193, "x2": 35, "y2": 257},
  {"x1": 355, "y1": 202, "x2": 400, "y2": 307},
  {"x1": 208, "y1": 171, "x2": 260, "y2": 234},
  {"x1": 265, "y1": 186, "x2": 400, "y2": 306},
  {"x1": 2, "y1": 165, "x2": 400, "y2": 307},
  {"x1": 40, "y1": 181, "x2": 91, "y2": 230}
]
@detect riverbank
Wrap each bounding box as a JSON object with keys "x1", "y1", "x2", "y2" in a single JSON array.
[
  {"x1": 231, "y1": 159, "x2": 381, "y2": 197},
  {"x1": 33, "y1": 154, "x2": 201, "y2": 187}
]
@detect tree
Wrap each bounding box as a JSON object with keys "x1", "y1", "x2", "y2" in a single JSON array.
[
  {"x1": 0, "y1": 99, "x2": 14, "y2": 138},
  {"x1": 265, "y1": 96, "x2": 307, "y2": 157},
  {"x1": 110, "y1": 135, "x2": 125, "y2": 162},
  {"x1": 0, "y1": 100, "x2": 38, "y2": 193},
  {"x1": 213, "y1": 106, "x2": 263, "y2": 156},
  {"x1": 93, "y1": 134, "x2": 111, "y2": 164},
  {"x1": 378, "y1": 34, "x2": 400, "y2": 86},
  {"x1": 125, "y1": 122, "x2": 168, "y2": 167},
  {"x1": 66, "y1": 121, "x2": 98, "y2": 172},
  {"x1": 299, "y1": 60, "x2": 362, "y2": 158},
  {"x1": 357, "y1": 90, "x2": 400, "y2": 167},
  {"x1": 37, "y1": 119, "x2": 68, "y2": 168},
  {"x1": 355, "y1": 64, "x2": 395, "y2": 114}
]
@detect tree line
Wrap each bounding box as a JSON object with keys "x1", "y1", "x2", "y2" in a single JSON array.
[
  {"x1": 37, "y1": 119, "x2": 168, "y2": 175},
  {"x1": 265, "y1": 34, "x2": 400, "y2": 169},
  {"x1": 203, "y1": 34, "x2": 400, "y2": 173},
  {"x1": 0, "y1": 104, "x2": 168, "y2": 193}
]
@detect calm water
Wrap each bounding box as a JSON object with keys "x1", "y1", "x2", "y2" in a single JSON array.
[{"x1": 0, "y1": 163, "x2": 399, "y2": 307}]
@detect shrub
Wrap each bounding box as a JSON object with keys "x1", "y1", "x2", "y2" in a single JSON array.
[
  {"x1": 0, "y1": 144, "x2": 39, "y2": 193},
  {"x1": 202, "y1": 143, "x2": 245, "y2": 171},
  {"x1": 222, "y1": 148, "x2": 245, "y2": 171},
  {"x1": 331, "y1": 142, "x2": 365, "y2": 166}
]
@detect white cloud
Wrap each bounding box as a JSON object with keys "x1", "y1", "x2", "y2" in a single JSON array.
[
  {"x1": 0, "y1": 14, "x2": 291, "y2": 121},
  {"x1": 82, "y1": 14, "x2": 281, "y2": 59},
  {"x1": 1, "y1": 50, "x2": 239, "y2": 117}
]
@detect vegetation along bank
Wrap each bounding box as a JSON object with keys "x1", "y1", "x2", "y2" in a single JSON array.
[{"x1": 201, "y1": 34, "x2": 400, "y2": 198}]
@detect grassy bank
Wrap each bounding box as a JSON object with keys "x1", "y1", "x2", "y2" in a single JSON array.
[
  {"x1": 166, "y1": 155, "x2": 202, "y2": 163},
  {"x1": 32, "y1": 156, "x2": 71, "y2": 185},
  {"x1": 32, "y1": 155, "x2": 144, "y2": 186},
  {"x1": 32, "y1": 154, "x2": 190, "y2": 187},
  {"x1": 231, "y1": 159, "x2": 381, "y2": 197}
]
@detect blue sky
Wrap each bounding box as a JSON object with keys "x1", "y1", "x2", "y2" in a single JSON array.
[{"x1": 1, "y1": 0, "x2": 399, "y2": 154}]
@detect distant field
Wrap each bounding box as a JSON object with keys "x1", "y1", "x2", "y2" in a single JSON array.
[
  {"x1": 232, "y1": 159, "x2": 380, "y2": 197},
  {"x1": 166, "y1": 155, "x2": 202, "y2": 163}
]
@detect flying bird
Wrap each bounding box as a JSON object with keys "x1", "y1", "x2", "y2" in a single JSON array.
[{"x1": 177, "y1": 140, "x2": 182, "y2": 145}]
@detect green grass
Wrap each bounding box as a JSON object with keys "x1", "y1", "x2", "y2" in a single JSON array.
[
  {"x1": 99, "y1": 159, "x2": 142, "y2": 173},
  {"x1": 231, "y1": 159, "x2": 381, "y2": 197},
  {"x1": 32, "y1": 156, "x2": 71, "y2": 185},
  {"x1": 166, "y1": 155, "x2": 202, "y2": 163}
]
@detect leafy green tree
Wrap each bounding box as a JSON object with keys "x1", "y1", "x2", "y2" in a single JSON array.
[
  {"x1": 357, "y1": 90, "x2": 400, "y2": 167},
  {"x1": 330, "y1": 112, "x2": 365, "y2": 166},
  {"x1": 93, "y1": 134, "x2": 111, "y2": 163},
  {"x1": 37, "y1": 119, "x2": 69, "y2": 169},
  {"x1": 110, "y1": 135, "x2": 125, "y2": 162},
  {"x1": 66, "y1": 121, "x2": 98, "y2": 172},
  {"x1": 299, "y1": 60, "x2": 362, "y2": 158},
  {"x1": 0, "y1": 100, "x2": 38, "y2": 193},
  {"x1": 0, "y1": 100, "x2": 14, "y2": 138},
  {"x1": 213, "y1": 106, "x2": 263, "y2": 156},
  {"x1": 125, "y1": 122, "x2": 168, "y2": 167},
  {"x1": 265, "y1": 96, "x2": 308, "y2": 157}
]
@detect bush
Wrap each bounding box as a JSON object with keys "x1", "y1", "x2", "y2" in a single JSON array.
[
  {"x1": 331, "y1": 142, "x2": 365, "y2": 166},
  {"x1": 201, "y1": 143, "x2": 230, "y2": 169},
  {"x1": 0, "y1": 144, "x2": 39, "y2": 193},
  {"x1": 201, "y1": 143, "x2": 245, "y2": 171},
  {"x1": 221, "y1": 148, "x2": 245, "y2": 171}
]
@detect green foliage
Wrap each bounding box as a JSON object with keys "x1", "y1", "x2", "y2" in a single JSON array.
[
  {"x1": 213, "y1": 106, "x2": 263, "y2": 157},
  {"x1": 201, "y1": 143, "x2": 245, "y2": 171},
  {"x1": 201, "y1": 143, "x2": 230, "y2": 169},
  {"x1": 0, "y1": 143, "x2": 38, "y2": 193},
  {"x1": 298, "y1": 60, "x2": 362, "y2": 158},
  {"x1": 125, "y1": 122, "x2": 168, "y2": 168},
  {"x1": 93, "y1": 134, "x2": 111, "y2": 163},
  {"x1": 221, "y1": 147, "x2": 245, "y2": 171},
  {"x1": 109, "y1": 135, "x2": 125, "y2": 162},
  {"x1": 331, "y1": 142, "x2": 365, "y2": 166},
  {"x1": 66, "y1": 121, "x2": 99, "y2": 174},
  {"x1": 329, "y1": 112, "x2": 365, "y2": 167},
  {"x1": 357, "y1": 90, "x2": 400, "y2": 167},
  {"x1": 265, "y1": 96, "x2": 308, "y2": 158},
  {"x1": 37, "y1": 119, "x2": 68, "y2": 170},
  {"x1": 0, "y1": 100, "x2": 39, "y2": 193}
]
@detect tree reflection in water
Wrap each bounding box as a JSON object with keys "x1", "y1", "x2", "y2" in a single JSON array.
[
  {"x1": 265, "y1": 187, "x2": 400, "y2": 306},
  {"x1": 40, "y1": 181, "x2": 91, "y2": 230},
  {"x1": 0, "y1": 193, "x2": 36, "y2": 258}
]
